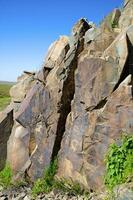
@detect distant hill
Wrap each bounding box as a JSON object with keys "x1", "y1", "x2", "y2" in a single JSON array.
[{"x1": 0, "y1": 81, "x2": 15, "y2": 85}]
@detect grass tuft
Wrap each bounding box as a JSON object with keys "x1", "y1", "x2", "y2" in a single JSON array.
[
  {"x1": 32, "y1": 159, "x2": 58, "y2": 196},
  {"x1": 0, "y1": 164, "x2": 12, "y2": 188},
  {"x1": 32, "y1": 159, "x2": 89, "y2": 197}
]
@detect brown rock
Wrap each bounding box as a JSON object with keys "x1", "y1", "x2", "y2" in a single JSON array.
[
  {"x1": 10, "y1": 73, "x2": 35, "y2": 103},
  {"x1": 119, "y1": 0, "x2": 133, "y2": 30},
  {"x1": 7, "y1": 122, "x2": 31, "y2": 181},
  {"x1": 57, "y1": 75, "x2": 133, "y2": 190},
  {"x1": 43, "y1": 36, "x2": 70, "y2": 69},
  {"x1": 56, "y1": 24, "x2": 133, "y2": 191},
  {"x1": 103, "y1": 30, "x2": 128, "y2": 74},
  {"x1": 5, "y1": 12, "x2": 133, "y2": 195},
  {"x1": 0, "y1": 108, "x2": 13, "y2": 170}
]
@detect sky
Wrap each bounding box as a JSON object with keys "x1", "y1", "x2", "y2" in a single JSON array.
[{"x1": 0, "y1": 0, "x2": 123, "y2": 81}]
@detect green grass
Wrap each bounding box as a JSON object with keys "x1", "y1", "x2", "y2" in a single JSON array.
[
  {"x1": 0, "y1": 163, "x2": 27, "y2": 189},
  {"x1": 32, "y1": 159, "x2": 58, "y2": 196},
  {"x1": 0, "y1": 164, "x2": 12, "y2": 188},
  {"x1": 32, "y1": 158, "x2": 89, "y2": 198},
  {"x1": 0, "y1": 83, "x2": 13, "y2": 111}
]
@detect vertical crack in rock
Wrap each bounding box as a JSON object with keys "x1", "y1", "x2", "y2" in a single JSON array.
[
  {"x1": 128, "y1": 35, "x2": 133, "y2": 98},
  {"x1": 51, "y1": 52, "x2": 77, "y2": 160},
  {"x1": 51, "y1": 23, "x2": 90, "y2": 160},
  {"x1": 113, "y1": 35, "x2": 133, "y2": 92}
]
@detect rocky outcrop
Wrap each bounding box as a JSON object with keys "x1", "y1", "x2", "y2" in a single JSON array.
[
  {"x1": 0, "y1": 0, "x2": 132, "y2": 195},
  {"x1": 57, "y1": 22, "x2": 133, "y2": 191},
  {"x1": 7, "y1": 19, "x2": 91, "y2": 181}
]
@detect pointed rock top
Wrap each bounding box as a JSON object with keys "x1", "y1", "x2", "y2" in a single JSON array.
[{"x1": 71, "y1": 18, "x2": 92, "y2": 37}]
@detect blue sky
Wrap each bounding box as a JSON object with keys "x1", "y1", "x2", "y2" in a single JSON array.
[{"x1": 0, "y1": 0, "x2": 123, "y2": 81}]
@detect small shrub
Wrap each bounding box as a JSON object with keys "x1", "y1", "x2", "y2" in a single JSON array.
[
  {"x1": 32, "y1": 159, "x2": 89, "y2": 197},
  {"x1": 32, "y1": 159, "x2": 58, "y2": 196},
  {"x1": 104, "y1": 134, "x2": 133, "y2": 190},
  {"x1": 54, "y1": 178, "x2": 89, "y2": 196},
  {"x1": 111, "y1": 19, "x2": 119, "y2": 29},
  {"x1": 0, "y1": 164, "x2": 12, "y2": 188}
]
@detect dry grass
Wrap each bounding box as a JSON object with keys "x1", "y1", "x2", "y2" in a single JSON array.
[{"x1": 0, "y1": 83, "x2": 13, "y2": 111}]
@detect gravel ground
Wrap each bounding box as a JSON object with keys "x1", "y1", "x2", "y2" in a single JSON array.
[{"x1": 0, "y1": 186, "x2": 103, "y2": 200}]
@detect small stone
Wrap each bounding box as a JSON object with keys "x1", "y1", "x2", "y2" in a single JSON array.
[{"x1": 24, "y1": 196, "x2": 31, "y2": 200}]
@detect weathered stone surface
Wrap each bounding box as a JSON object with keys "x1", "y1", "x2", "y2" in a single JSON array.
[
  {"x1": 57, "y1": 75, "x2": 133, "y2": 190},
  {"x1": 103, "y1": 31, "x2": 128, "y2": 77},
  {"x1": 56, "y1": 20, "x2": 133, "y2": 190},
  {"x1": 127, "y1": 25, "x2": 133, "y2": 45},
  {"x1": 83, "y1": 22, "x2": 117, "y2": 58},
  {"x1": 76, "y1": 57, "x2": 123, "y2": 111},
  {"x1": 114, "y1": 183, "x2": 133, "y2": 200},
  {"x1": 99, "y1": 9, "x2": 120, "y2": 34},
  {"x1": 77, "y1": 30, "x2": 129, "y2": 112},
  {"x1": 7, "y1": 122, "x2": 31, "y2": 180},
  {"x1": 84, "y1": 27, "x2": 101, "y2": 44},
  {"x1": 43, "y1": 36, "x2": 70, "y2": 69},
  {"x1": 72, "y1": 18, "x2": 91, "y2": 38},
  {"x1": 0, "y1": 108, "x2": 13, "y2": 170},
  {"x1": 10, "y1": 72, "x2": 35, "y2": 103},
  {"x1": 119, "y1": 0, "x2": 133, "y2": 30}
]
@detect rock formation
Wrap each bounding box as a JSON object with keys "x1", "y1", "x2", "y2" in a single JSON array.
[{"x1": 0, "y1": 0, "x2": 133, "y2": 194}]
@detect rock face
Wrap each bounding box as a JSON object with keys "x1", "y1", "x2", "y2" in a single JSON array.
[
  {"x1": 119, "y1": 0, "x2": 133, "y2": 30},
  {"x1": 7, "y1": 19, "x2": 91, "y2": 181},
  {"x1": 10, "y1": 72, "x2": 35, "y2": 103},
  {"x1": 0, "y1": 0, "x2": 133, "y2": 194},
  {"x1": 0, "y1": 108, "x2": 13, "y2": 170}
]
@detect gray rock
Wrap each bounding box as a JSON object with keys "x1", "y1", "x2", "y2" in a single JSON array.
[
  {"x1": 114, "y1": 183, "x2": 133, "y2": 200},
  {"x1": 127, "y1": 25, "x2": 133, "y2": 45},
  {"x1": 84, "y1": 28, "x2": 101, "y2": 44}
]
